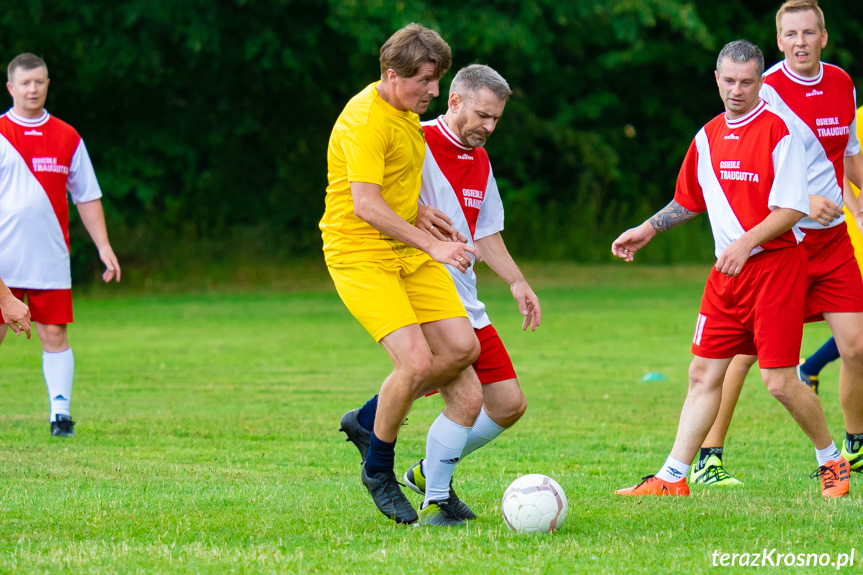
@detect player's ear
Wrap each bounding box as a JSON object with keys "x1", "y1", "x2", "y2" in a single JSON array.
[
  {"x1": 821, "y1": 29, "x2": 828, "y2": 49},
  {"x1": 448, "y1": 92, "x2": 461, "y2": 111}
]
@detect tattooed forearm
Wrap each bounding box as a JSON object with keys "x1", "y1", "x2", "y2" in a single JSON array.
[{"x1": 648, "y1": 200, "x2": 698, "y2": 232}]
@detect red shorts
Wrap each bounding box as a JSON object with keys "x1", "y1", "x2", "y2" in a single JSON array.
[
  {"x1": 802, "y1": 225, "x2": 863, "y2": 322},
  {"x1": 3, "y1": 288, "x2": 73, "y2": 325},
  {"x1": 473, "y1": 324, "x2": 517, "y2": 385},
  {"x1": 691, "y1": 245, "x2": 805, "y2": 369}
]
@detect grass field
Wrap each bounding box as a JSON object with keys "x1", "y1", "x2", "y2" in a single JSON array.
[{"x1": 1, "y1": 263, "x2": 860, "y2": 574}]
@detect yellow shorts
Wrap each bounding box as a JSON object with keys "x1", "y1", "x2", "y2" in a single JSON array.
[{"x1": 327, "y1": 252, "x2": 467, "y2": 342}]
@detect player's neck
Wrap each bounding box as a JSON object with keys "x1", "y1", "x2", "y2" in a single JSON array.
[
  {"x1": 785, "y1": 58, "x2": 821, "y2": 80},
  {"x1": 376, "y1": 80, "x2": 403, "y2": 112},
  {"x1": 11, "y1": 105, "x2": 45, "y2": 119},
  {"x1": 442, "y1": 111, "x2": 469, "y2": 148}
]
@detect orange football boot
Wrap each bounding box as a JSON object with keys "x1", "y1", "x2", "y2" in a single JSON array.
[
  {"x1": 812, "y1": 457, "x2": 850, "y2": 498},
  {"x1": 615, "y1": 475, "x2": 690, "y2": 496}
]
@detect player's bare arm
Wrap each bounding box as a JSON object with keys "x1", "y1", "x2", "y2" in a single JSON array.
[
  {"x1": 351, "y1": 181, "x2": 478, "y2": 273},
  {"x1": 475, "y1": 232, "x2": 541, "y2": 331},
  {"x1": 415, "y1": 205, "x2": 467, "y2": 243},
  {"x1": 0, "y1": 278, "x2": 31, "y2": 339},
  {"x1": 715, "y1": 207, "x2": 806, "y2": 277},
  {"x1": 611, "y1": 200, "x2": 698, "y2": 262},
  {"x1": 77, "y1": 199, "x2": 121, "y2": 282}
]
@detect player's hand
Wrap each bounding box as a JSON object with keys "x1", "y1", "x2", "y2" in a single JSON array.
[
  {"x1": 1, "y1": 296, "x2": 31, "y2": 339},
  {"x1": 809, "y1": 195, "x2": 842, "y2": 227},
  {"x1": 715, "y1": 238, "x2": 752, "y2": 277},
  {"x1": 416, "y1": 205, "x2": 467, "y2": 243},
  {"x1": 611, "y1": 223, "x2": 656, "y2": 262},
  {"x1": 98, "y1": 245, "x2": 121, "y2": 283},
  {"x1": 428, "y1": 241, "x2": 480, "y2": 274},
  {"x1": 856, "y1": 215, "x2": 863, "y2": 238},
  {"x1": 510, "y1": 280, "x2": 541, "y2": 331}
]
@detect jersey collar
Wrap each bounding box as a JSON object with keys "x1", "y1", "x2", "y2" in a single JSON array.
[
  {"x1": 725, "y1": 99, "x2": 767, "y2": 129},
  {"x1": 5, "y1": 108, "x2": 50, "y2": 127},
  {"x1": 434, "y1": 116, "x2": 472, "y2": 151},
  {"x1": 780, "y1": 60, "x2": 823, "y2": 86}
]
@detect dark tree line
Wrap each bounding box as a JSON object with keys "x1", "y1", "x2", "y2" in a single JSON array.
[{"x1": 1, "y1": 0, "x2": 861, "y2": 280}]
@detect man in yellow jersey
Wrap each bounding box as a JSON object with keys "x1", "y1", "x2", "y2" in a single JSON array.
[{"x1": 321, "y1": 24, "x2": 483, "y2": 525}]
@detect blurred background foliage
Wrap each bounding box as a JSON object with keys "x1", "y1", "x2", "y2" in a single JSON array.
[{"x1": 1, "y1": 0, "x2": 861, "y2": 282}]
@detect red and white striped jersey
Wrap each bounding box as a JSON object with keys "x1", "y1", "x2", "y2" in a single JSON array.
[
  {"x1": 0, "y1": 109, "x2": 102, "y2": 289},
  {"x1": 420, "y1": 116, "x2": 504, "y2": 329},
  {"x1": 674, "y1": 100, "x2": 809, "y2": 259},
  {"x1": 761, "y1": 61, "x2": 860, "y2": 230}
]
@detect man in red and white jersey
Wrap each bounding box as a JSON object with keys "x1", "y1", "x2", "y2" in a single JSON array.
[
  {"x1": 611, "y1": 40, "x2": 849, "y2": 497},
  {"x1": 340, "y1": 65, "x2": 541, "y2": 525},
  {"x1": 691, "y1": 0, "x2": 863, "y2": 488},
  {"x1": 0, "y1": 53, "x2": 121, "y2": 437}
]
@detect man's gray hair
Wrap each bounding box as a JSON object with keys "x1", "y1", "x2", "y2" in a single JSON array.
[
  {"x1": 716, "y1": 40, "x2": 764, "y2": 76},
  {"x1": 449, "y1": 64, "x2": 512, "y2": 101}
]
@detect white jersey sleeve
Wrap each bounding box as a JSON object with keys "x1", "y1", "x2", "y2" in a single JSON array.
[
  {"x1": 847, "y1": 88, "x2": 861, "y2": 157},
  {"x1": 67, "y1": 139, "x2": 103, "y2": 204}
]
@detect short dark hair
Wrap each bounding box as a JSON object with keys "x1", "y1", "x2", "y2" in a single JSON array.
[
  {"x1": 716, "y1": 40, "x2": 764, "y2": 77},
  {"x1": 379, "y1": 23, "x2": 451, "y2": 80},
  {"x1": 7, "y1": 53, "x2": 48, "y2": 82}
]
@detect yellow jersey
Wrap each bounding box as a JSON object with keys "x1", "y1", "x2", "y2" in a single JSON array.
[
  {"x1": 845, "y1": 106, "x2": 863, "y2": 275},
  {"x1": 321, "y1": 82, "x2": 425, "y2": 264}
]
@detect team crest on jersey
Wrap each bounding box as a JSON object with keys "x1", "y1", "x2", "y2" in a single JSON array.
[
  {"x1": 23, "y1": 129, "x2": 43, "y2": 136},
  {"x1": 32, "y1": 157, "x2": 70, "y2": 175}
]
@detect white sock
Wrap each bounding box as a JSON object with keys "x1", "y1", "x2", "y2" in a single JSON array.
[
  {"x1": 460, "y1": 406, "x2": 506, "y2": 459},
  {"x1": 815, "y1": 442, "x2": 841, "y2": 467},
  {"x1": 656, "y1": 455, "x2": 690, "y2": 483},
  {"x1": 43, "y1": 348, "x2": 74, "y2": 421},
  {"x1": 423, "y1": 413, "x2": 471, "y2": 506}
]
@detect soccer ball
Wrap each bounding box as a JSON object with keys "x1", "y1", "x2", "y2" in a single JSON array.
[{"x1": 501, "y1": 474, "x2": 568, "y2": 534}]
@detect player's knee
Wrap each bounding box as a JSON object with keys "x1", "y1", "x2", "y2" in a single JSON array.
[
  {"x1": 38, "y1": 324, "x2": 68, "y2": 350},
  {"x1": 450, "y1": 333, "x2": 480, "y2": 370},
  {"x1": 761, "y1": 371, "x2": 793, "y2": 403},
  {"x1": 839, "y1": 337, "x2": 863, "y2": 367},
  {"x1": 398, "y1": 354, "x2": 434, "y2": 388},
  {"x1": 500, "y1": 394, "x2": 527, "y2": 427},
  {"x1": 687, "y1": 363, "x2": 721, "y2": 393}
]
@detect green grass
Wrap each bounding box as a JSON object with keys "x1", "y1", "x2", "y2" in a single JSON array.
[{"x1": 1, "y1": 263, "x2": 860, "y2": 574}]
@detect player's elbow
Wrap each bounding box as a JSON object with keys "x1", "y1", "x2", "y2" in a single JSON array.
[{"x1": 352, "y1": 198, "x2": 373, "y2": 223}]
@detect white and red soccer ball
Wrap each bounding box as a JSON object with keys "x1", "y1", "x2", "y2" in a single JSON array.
[{"x1": 501, "y1": 474, "x2": 568, "y2": 534}]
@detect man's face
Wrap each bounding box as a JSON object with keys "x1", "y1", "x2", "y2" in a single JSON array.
[
  {"x1": 715, "y1": 59, "x2": 763, "y2": 119},
  {"x1": 777, "y1": 10, "x2": 827, "y2": 77},
  {"x1": 449, "y1": 86, "x2": 506, "y2": 148},
  {"x1": 6, "y1": 65, "x2": 49, "y2": 117},
  {"x1": 389, "y1": 62, "x2": 440, "y2": 115}
]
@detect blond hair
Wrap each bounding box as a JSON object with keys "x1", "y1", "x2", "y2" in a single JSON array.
[
  {"x1": 776, "y1": 0, "x2": 825, "y2": 34},
  {"x1": 379, "y1": 23, "x2": 451, "y2": 80}
]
